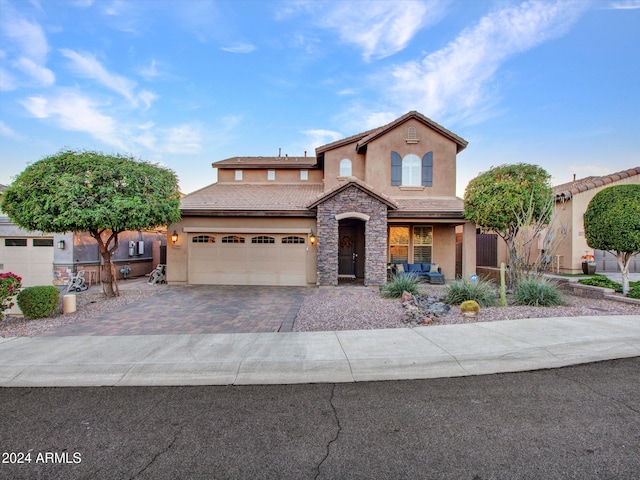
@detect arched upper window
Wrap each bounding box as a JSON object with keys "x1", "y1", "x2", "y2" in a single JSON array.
[
  {"x1": 402, "y1": 154, "x2": 421, "y2": 186},
  {"x1": 339, "y1": 159, "x2": 352, "y2": 177}
]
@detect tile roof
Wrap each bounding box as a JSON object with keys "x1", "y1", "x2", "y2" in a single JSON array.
[
  {"x1": 213, "y1": 156, "x2": 317, "y2": 169},
  {"x1": 306, "y1": 176, "x2": 399, "y2": 209},
  {"x1": 390, "y1": 197, "x2": 465, "y2": 219},
  {"x1": 554, "y1": 167, "x2": 640, "y2": 200},
  {"x1": 180, "y1": 183, "x2": 323, "y2": 215},
  {"x1": 315, "y1": 111, "x2": 468, "y2": 155}
]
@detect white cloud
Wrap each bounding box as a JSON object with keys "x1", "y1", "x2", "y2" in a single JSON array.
[
  {"x1": 0, "y1": 11, "x2": 54, "y2": 88},
  {"x1": 609, "y1": 0, "x2": 640, "y2": 8},
  {"x1": 303, "y1": 129, "x2": 343, "y2": 149},
  {"x1": 221, "y1": 43, "x2": 256, "y2": 54},
  {"x1": 60, "y1": 49, "x2": 136, "y2": 101},
  {"x1": 380, "y1": 0, "x2": 587, "y2": 124},
  {"x1": 20, "y1": 91, "x2": 126, "y2": 150},
  {"x1": 59, "y1": 49, "x2": 157, "y2": 110},
  {"x1": 163, "y1": 124, "x2": 202, "y2": 154},
  {"x1": 0, "y1": 120, "x2": 26, "y2": 141},
  {"x1": 13, "y1": 57, "x2": 55, "y2": 87},
  {"x1": 320, "y1": 0, "x2": 447, "y2": 61}
]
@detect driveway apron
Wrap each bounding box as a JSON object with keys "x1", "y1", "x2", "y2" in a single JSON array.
[{"x1": 43, "y1": 285, "x2": 310, "y2": 336}]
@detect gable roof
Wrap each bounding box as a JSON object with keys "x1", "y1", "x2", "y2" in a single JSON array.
[
  {"x1": 306, "y1": 176, "x2": 399, "y2": 209},
  {"x1": 213, "y1": 156, "x2": 317, "y2": 169},
  {"x1": 315, "y1": 111, "x2": 468, "y2": 155},
  {"x1": 554, "y1": 167, "x2": 640, "y2": 201}
]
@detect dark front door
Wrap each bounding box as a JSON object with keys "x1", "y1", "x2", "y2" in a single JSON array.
[{"x1": 338, "y1": 226, "x2": 357, "y2": 277}]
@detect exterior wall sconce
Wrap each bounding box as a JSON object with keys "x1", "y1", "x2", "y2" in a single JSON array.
[
  {"x1": 171, "y1": 230, "x2": 179, "y2": 244},
  {"x1": 309, "y1": 231, "x2": 317, "y2": 246},
  {"x1": 57, "y1": 240, "x2": 65, "y2": 249}
]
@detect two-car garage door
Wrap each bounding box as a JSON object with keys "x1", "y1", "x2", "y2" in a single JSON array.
[
  {"x1": 0, "y1": 237, "x2": 54, "y2": 287},
  {"x1": 188, "y1": 233, "x2": 309, "y2": 286}
]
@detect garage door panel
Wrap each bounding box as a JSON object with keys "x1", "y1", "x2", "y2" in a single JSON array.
[
  {"x1": 0, "y1": 239, "x2": 54, "y2": 287},
  {"x1": 188, "y1": 233, "x2": 308, "y2": 286}
]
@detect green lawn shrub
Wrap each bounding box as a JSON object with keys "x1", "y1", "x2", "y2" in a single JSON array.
[
  {"x1": 443, "y1": 278, "x2": 497, "y2": 307},
  {"x1": 578, "y1": 274, "x2": 622, "y2": 293},
  {"x1": 16, "y1": 286, "x2": 60, "y2": 319},
  {"x1": 627, "y1": 283, "x2": 640, "y2": 300},
  {"x1": 514, "y1": 278, "x2": 564, "y2": 307}
]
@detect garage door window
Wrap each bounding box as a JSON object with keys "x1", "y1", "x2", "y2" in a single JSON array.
[
  {"x1": 5, "y1": 239, "x2": 27, "y2": 247},
  {"x1": 193, "y1": 235, "x2": 215, "y2": 243},
  {"x1": 33, "y1": 239, "x2": 54, "y2": 247},
  {"x1": 282, "y1": 236, "x2": 305, "y2": 244},
  {"x1": 222, "y1": 235, "x2": 245, "y2": 244},
  {"x1": 252, "y1": 236, "x2": 275, "y2": 244}
]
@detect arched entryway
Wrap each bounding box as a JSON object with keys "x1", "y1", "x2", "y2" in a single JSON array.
[{"x1": 338, "y1": 218, "x2": 365, "y2": 282}]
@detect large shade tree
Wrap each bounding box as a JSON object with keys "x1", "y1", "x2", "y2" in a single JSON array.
[
  {"x1": 464, "y1": 163, "x2": 555, "y2": 288},
  {"x1": 584, "y1": 184, "x2": 640, "y2": 294},
  {"x1": 1, "y1": 150, "x2": 181, "y2": 297}
]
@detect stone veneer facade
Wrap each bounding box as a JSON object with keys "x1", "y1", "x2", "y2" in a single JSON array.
[{"x1": 316, "y1": 185, "x2": 389, "y2": 286}]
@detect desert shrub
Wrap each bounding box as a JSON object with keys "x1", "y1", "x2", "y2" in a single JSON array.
[
  {"x1": 443, "y1": 278, "x2": 496, "y2": 307},
  {"x1": 514, "y1": 278, "x2": 564, "y2": 307},
  {"x1": 16, "y1": 286, "x2": 60, "y2": 319},
  {"x1": 578, "y1": 274, "x2": 622, "y2": 293},
  {"x1": 382, "y1": 274, "x2": 420, "y2": 298}
]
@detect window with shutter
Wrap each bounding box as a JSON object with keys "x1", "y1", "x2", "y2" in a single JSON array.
[
  {"x1": 391, "y1": 151, "x2": 402, "y2": 186},
  {"x1": 421, "y1": 152, "x2": 433, "y2": 187},
  {"x1": 402, "y1": 154, "x2": 421, "y2": 186}
]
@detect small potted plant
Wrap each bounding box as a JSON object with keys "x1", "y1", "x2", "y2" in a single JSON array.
[
  {"x1": 460, "y1": 300, "x2": 480, "y2": 318},
  {"x1": 581, "y1": 252, "x2": 596, "y2": 275}
]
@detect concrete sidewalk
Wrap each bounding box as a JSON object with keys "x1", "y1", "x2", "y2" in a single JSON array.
[{"x1": 1, "y1": 315, "x2": 638, "y2": 387}]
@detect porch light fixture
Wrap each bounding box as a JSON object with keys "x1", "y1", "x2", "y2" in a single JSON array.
[
  {"x1": 57, "y1": 240, "x2": 65, "y2": 250},
  {"x1": 309, "y1": 231, "x2": 317, "y2": 246},
  {"x1": 171, "y1": 230, "x2": 179, "y2": 244}
]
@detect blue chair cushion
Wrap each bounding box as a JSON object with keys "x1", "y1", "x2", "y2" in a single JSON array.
[
  {"x1": 420, "y1": 263, "x2": 431, "y2": 272},
  {"x1": 406, "y1": 264, "x2": 422, "y2": 273}
]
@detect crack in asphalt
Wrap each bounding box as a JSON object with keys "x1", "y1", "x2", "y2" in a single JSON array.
[
  {"x1": 129, "y1": 425, "x2": 184, "y2": 480},
  {"x1": 315, "y1": 384, "x2": 341, "y2": 480}
]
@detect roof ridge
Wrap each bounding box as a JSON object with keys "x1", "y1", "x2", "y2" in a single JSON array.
[{"x1": 555, "y1": 166, "x2": 640, "y2": 200}]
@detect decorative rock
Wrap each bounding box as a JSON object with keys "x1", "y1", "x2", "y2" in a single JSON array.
[
  {"x1": 400, "y1": 293, "x2": 450, "y2": 326},
  {"x1": 401, "y1": 291, "x2": 413, "y2": 302}
]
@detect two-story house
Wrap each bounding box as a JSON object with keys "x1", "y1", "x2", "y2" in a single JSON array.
[{"x1": 167, "y1": 111, "x2": 477, "y2": 287}]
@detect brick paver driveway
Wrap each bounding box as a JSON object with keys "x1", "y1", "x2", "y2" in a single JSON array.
[{"x1": 44, "y1": 284, "x2": 310, "y2": 336}]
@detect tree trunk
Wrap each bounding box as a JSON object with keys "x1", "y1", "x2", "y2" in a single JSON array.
[
  {"x1": 90, "y1": 229, "x2": 120, "y2": 298},
  {"x1": 617, "y1": 251, "x2": 631, "y2": 295}
]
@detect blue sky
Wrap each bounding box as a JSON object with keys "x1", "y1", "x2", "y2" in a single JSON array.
[{"x1": 1, "y1": 0, "x2": 639, "y2": 196}]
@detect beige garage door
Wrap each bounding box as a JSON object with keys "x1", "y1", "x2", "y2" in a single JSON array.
[
  {"x1": 188, "y1": 233, "x2": 308, "y2": 286},
  {"x1": 0, "y1": 237, "x2": 54, "y2": 287}
]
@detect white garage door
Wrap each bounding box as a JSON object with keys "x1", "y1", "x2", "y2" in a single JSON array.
[
  {"x1": 0, "y1": 237, "x2": 54, "y2": 287},
  {"x1": 188, "y1": 233, "x2": 308, "y2": 286}
]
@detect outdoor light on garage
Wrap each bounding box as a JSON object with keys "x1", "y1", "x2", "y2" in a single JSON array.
[
  {"x1": 309, "y1": 231, "x2": 316, "y2": 246},
  {"x1": 57, "y1": 240, "x2": 65, "y2": 249},
  {"x1": 171, "y1": 230, "x2": 179, "y2": 244}
]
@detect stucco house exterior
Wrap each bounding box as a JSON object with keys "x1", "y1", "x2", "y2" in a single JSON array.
[
  {"x1": 553, "y1": 167, "x2": 640, "y2": 274},
  {"x1": 167, "y1": 111, "x2": 477, "y2": 287}
]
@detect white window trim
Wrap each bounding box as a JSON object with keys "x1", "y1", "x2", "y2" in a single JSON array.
[
  {"x1": 235, "y1": 170, "x2": 243, "y2": 181},
  {"x1": 339, "y1": 159, "x2": 352, "y2": 177},
  {"x1": 300, "y1": 170, "x2": 308, "y2": 180},
  {"x1": 402, "y1": 154, "x2": 421, "y2": 187},
  {"x1": 267, "y1": 170, "x2": 275, "y2": 181}
]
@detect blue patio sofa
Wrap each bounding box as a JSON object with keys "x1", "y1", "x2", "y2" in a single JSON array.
[{"x1": 391, "y1": 263, "x2": 445, "y2": 284}]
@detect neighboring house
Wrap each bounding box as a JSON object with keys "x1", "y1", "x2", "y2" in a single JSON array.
[
  {"x1": 553, "y1": 167, "x2": 640, "y2": 274},
  {"x1": 168, "y1": 111, "x2": 477, "y2": 287},
  {"x1": 1, "y1": 183, "x2": 165, "y2": 287}
]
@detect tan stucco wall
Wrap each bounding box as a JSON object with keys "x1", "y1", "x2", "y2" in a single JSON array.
[
  {"x1": 218, "y1": 168, "x2": 323, "y2": 184},
  {"x1": 323, "y1": 121, "x2": 458, "y2": 197},
  {"x1": 556, "y1": 174, "x2": 640, "y2": 273},
  {"x1": 167, "y1": 216, "x2": 318, "y2": 285}
]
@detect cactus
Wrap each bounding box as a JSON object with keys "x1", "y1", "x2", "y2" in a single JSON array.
[
  {"x1": 460, "y1": 300, "x2": 480, "y2": 317},
  {"x1": 500, "y1": 262, "x2": 507, "y2": 307}
]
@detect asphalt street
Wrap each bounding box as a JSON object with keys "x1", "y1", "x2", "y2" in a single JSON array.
[{"x1": 1, "y1": 357, "x2": 639, "y2": 480}]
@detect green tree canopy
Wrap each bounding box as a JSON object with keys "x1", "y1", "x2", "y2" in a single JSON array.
[
  {"x1": 584, "y1": 184, "x2": 640, "y2": 294},
  {"x1": 1, "y1": 150, "x2": 181, "y2": 296},
  {"x1": 464, "y1": 163, "x2": 554, "y2": 287}
]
